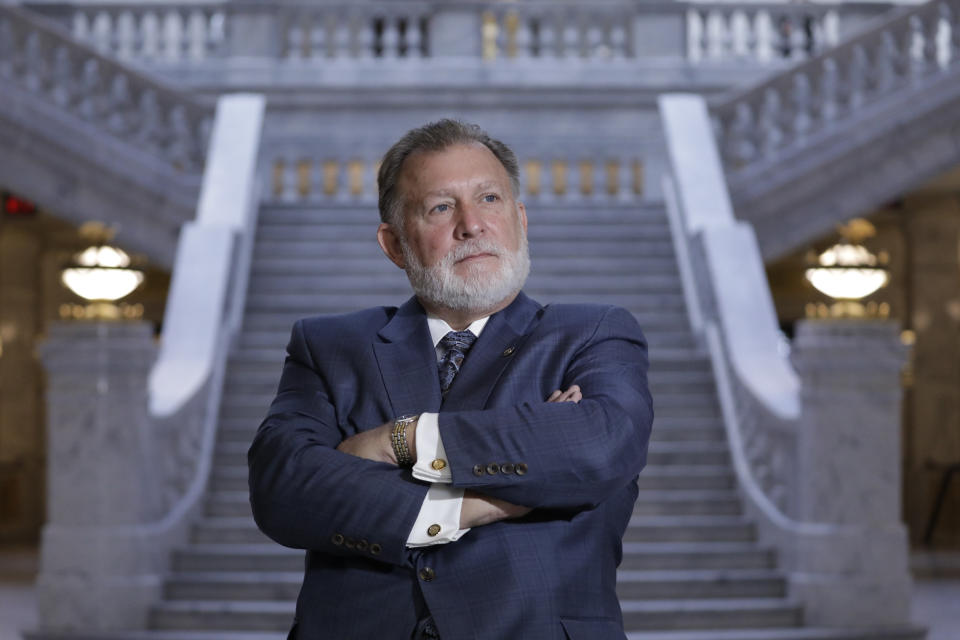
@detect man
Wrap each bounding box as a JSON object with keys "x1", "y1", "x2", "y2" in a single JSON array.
[{"x1": 248, "y1": 120, "x2": 653, "y2": 640}]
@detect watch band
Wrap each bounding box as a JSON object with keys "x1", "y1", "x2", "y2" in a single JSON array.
[{"x1": 391, "y1": 414, "x2": 418, "y2": 467}]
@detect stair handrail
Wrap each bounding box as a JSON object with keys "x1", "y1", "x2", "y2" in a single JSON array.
[
  {"x1": 713, "y1": 0, "x2": 960, "y2": 181},
  {"x1": 659, "y1": 93, "x2": 803, "y2": 519},
  {"x1": 660, "y1": 93, "x2": 920, "y2": 629}
]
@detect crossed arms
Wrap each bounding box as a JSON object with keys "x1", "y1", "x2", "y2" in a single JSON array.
[{"x1": 248, "y1": 305, "x2": 653, "y2": 567}]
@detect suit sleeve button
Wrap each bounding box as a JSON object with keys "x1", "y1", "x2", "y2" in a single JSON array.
[
  {"x1": 356, "y1": 539, "x2": 369, "y2": 551},
  {"x1": 515, "y1": 463, "x2": 528, "y2": 475},
  {"x1": 427, "y1": 524, "x2": 441, "y2": 537},
  {"x1": 369, "y1": 543, "x2": 382, "y2": 555},
  {"x1": 500, "y1": 463, "x2": 515, "y2": 474},
  {"x1": 473, "y1": 464, "x2": 485, "y2": 476},
  {"x1": 486, "y1": 463, "x2": 500, "y2": 475},
  {"x1": 344, "y1": 537, "x2": 356, "y2": 549},
  {"x1": 419, "y1": 567, "x2": 435, "y2": 581},
  {"x1": 331, "y1": 533, "x2": 344, "y2": 546}
]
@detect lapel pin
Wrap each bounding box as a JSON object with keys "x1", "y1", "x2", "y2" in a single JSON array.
[{"x1": 502, "y1": 346, "x2": 515, "y2": 357}]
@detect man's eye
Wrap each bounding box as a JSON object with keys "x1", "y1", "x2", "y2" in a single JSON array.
[
  {"x1": 433, "y1": 204, "x2": 451, "y2": 213},
  {"x1": 483, "y1": 194, "x2": 498, "y2": 202}
]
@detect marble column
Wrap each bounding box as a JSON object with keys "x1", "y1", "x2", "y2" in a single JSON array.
[
  {"x1": 789, "y1": 318, "x2": 913, "y2": 626},
  {"x1": 35, "y1": 321, "x2": 161, "y2": 631}
]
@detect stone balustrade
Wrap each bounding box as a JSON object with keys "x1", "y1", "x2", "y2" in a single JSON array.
[
  {"x1": 24, "y1": 0, "x2": 897, "y2": 66},
  {"x1": 661, "y1": 93, "x2": 913, "y2": 627},
  {"x1": 264, "y1": 149, "x2": 645, "y2": 205},
  {"x1": 713, "y1": 0, "x2": 959, "y2": 172},
  {"x1": 0, "y1": 4, "x2": 213, "y2": 173}
]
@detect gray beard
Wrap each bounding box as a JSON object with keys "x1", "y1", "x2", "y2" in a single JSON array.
[{"x1": 400, "y1": 230, "x2": 530, "y2": 314}]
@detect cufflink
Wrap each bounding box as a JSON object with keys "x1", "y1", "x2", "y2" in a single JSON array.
[
  {"x1": 431, "y1": 459, "x2": 447, "y2": 471},
  {"x1": 427, "y1": 524, "x2": 441, "y2": 537}
]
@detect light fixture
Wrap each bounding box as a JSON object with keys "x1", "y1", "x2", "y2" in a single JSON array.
[
  {"x1": 60, "y1": 223, "x2": 145, "y2": 320},
  {"x1": 804, "y1": 218, "x2": 890, "y2": 318}
]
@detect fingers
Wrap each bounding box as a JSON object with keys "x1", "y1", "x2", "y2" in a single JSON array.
[{"x1": 546, "y1": 385, "x2": 582, "y2": 403}]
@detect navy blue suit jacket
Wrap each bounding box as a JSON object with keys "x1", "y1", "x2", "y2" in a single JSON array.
[{"x1": 248, "y1": 292, "x2": 653, "y2": 640}]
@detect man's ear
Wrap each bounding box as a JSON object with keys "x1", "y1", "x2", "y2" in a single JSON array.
[
  {"x1": 517, "y1": 201, "x2": 528, "y2": 233},
  {"x1": 377, "y1": 223, "x2": 406, "y2": 269}
]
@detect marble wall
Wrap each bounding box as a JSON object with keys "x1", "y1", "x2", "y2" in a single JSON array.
[
  {"x1": 0, "y1": 205, "x2": 169, "y2": 543},
  {"x1": 766, "y1": 164, "x2": 960, "y2": 548}
]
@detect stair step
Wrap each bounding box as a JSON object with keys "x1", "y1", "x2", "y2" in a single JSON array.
[
  {"x1": 164, "y1": 571, "x2": 301, "y2": 601},
  {"x1": 619, "y1": 543, "x2": 775, "y2": 570},
  {"x1": 649, "y1": 426, "x2": 725, "y2": 443},
  {"x1": 636, "y1": 466, "x2": 734, "y2": 490},
  {"x1": 192, "y1": 517, "x2": 266, "y2": 544},
  {"x1": 172, "y1": 545, "x2": 303, "y2": 572},
  {"x1": 633, "y1": 490, "x2": 741, "y2": 516},
  {"x1": 623, "y1": 515, "x2": 755, "y2": 542},
  {"x1": 616, "y1": 569, "x2": 786, "y2": 599},
  {"x1": 647, "y1": 443, "x2": 730, "y2": 466},
  {"x1": 620, "y1": 598, "x2": 801, "y2": 631},
  {"x1": 150, "y1": 600, "x2": 294, "y2": 631}
]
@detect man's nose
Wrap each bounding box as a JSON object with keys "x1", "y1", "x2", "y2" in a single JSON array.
[{"x1": 453, "y1": 203, "x2": 484, "y2": 239}]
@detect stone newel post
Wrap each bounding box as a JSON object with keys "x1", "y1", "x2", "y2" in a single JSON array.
[
  {"x1": 789, "y1": 319, "x2": 912, "y2": 626},
  {"x1": 36, "y1": 322, "x2": 162, "y2": 630}
]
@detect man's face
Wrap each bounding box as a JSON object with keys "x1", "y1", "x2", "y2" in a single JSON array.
[{"x1": 378, "y1": 143, "x2": 530, "y2": 314}]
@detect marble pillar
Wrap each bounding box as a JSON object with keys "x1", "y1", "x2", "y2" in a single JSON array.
[
  {"x1": 789, "y1": 319, "x2": 913, "y2": 626},
  {"x1": 35, "y1": 321, "x2": 161, "y2": 631}
]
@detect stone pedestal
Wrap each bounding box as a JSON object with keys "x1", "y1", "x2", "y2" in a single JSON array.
[
  {"x1": 35, "y1": 322, "x2": 161, "y2": 631},
  {"x1": 789, "y1": 319, "x2": 913, "y2": 626}
]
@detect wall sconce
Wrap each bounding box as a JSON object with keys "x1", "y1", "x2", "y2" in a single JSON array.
[
  {"x1": 59, "y1": 223, "x2": 145, "y2": 321},
  {"x1": 804, "y1": 218, "x2": 890, "y2": 318}
]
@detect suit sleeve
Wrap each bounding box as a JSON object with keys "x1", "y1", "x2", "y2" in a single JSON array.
[
  {"x1": 439, "y1": 306, "x2": 653, "y2": 510},
  {"x1": 247, "y1": 319, "x2": 429, "y2": 568}
]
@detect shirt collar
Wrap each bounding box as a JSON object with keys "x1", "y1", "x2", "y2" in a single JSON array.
[{"x1": 426, "y1": 315, "x2": 489, "y2": 348}]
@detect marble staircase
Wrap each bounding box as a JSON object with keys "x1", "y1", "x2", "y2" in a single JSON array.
[{"x1": 137, "y1": 200, "x2": 923, "y2": 639}]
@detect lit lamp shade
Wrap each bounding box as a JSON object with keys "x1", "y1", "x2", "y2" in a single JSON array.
[
  {"x1": 804, "y1": 243, "x2": 889, "y2": 301},
  {"x1": 61, "y1": 245, "x2": 145, "y2": 301}
]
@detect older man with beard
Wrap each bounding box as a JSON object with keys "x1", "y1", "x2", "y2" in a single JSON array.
[{"x1": 248, "y1": 120, "x2": 654, "y2": 640}]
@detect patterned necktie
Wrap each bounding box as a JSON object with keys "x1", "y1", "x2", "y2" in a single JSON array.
[{"x1": 438, "y1": 330, "x2": 477, "y2": 394}]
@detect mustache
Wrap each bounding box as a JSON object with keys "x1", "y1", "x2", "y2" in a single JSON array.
[{"x1": 443, "y1": 239, "x2": 505, "y2": 265}]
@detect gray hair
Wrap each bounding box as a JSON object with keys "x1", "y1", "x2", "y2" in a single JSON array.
[{"x1": 377, "y1": 119, "x2": 521, "y2": 229}]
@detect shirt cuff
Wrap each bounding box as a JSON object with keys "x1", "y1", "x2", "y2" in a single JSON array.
[
  {"x1": 412, "y1": 412, "x2": 453, "y2": 483},
  {"x1": 406, "y1": 484, "x2": 471, "y2": 547}
]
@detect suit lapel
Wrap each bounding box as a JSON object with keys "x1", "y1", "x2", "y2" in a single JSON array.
[
  {"x1": 441, "y1": 292, "x2": 542, "y2": 412},
  {"x1": 373, "y1": 296, "x2": 443, "y2": 416}
]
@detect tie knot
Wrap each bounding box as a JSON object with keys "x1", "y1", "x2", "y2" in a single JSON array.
[{"x1": 440, "y1": 330, "x2": 476, "y2": 353}]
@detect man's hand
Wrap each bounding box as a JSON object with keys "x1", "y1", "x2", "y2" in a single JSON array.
[
  {"x1": 547, "y1": 384, "x2": 581, "y2": 403},
  {"x1": 336, "y1": 417, "x2": 419, "y2": 465},
  {"x1": 460, "y1": 490, "x2": 532, "y2": 528}
]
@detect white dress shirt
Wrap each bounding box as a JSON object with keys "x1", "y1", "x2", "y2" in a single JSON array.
[{"x1": 405, "y1": 315, "x2": 489, "y2": 547}]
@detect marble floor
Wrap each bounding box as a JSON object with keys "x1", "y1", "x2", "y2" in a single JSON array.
[{"x1": 2, "y1": 547, "x2": 959, "y2": 640}]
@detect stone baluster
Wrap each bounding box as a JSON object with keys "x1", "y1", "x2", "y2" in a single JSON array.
[
  {"x1": 587, "y1": 22, "x2": 603, "y2": 58},
  {"x1": 754, "y1": 10, "x2": 774, "y2": 62},
  {"x1": 617, "y1": 157, "x2": 632, "y2": 202},
  {"x1": 791, "y1": 72, "x2": 812, "y2": 139},
  {"x1": 357, "y1": 17, "x2": 374, "y2": 59},
  {"x1": 280, "y1": 156, "x2": 298, "y2": 202},
  {"x1": 225, "y1": 2, "x2": 280, "y2": 58},
  {"x1": 515, "y1": 13, "x2": 532, "y2": 59},
  {"x1": 562, "y1": 18, "x2": 579, "y2": 58},
  {"x1": 383, "y1": 16, "x2": 400, "y2": 59},
  {"x1": 115, "y1": 11, "x2": 134, "y2": 59},
  {"x1": 790, "y1": 320, "x2": 911, "y2": 626},
  {"x1": 310, "y1": 16, "x2": 327, "y2": 59},
  {"x1": 819, "y1": 58, "x2": 839, "y2": 122},
  {"x1": 187, "y1": 10, "x2": 207, "y2": 61},
  {"x1": 610, "y1": 21, "x2": 626, "y2": 59},
  {"x1": 286, "y1": 18, "x2": 304, "y2": 61},
  {"x1": 406, "y1": 16, "x2": 423, "y2": 58},
  {"x1": 539, "y1": 16, "x2": 557, "y2": 59},
  {"x1": 72, "y1": 10, "x2": 89, "y2": 43},
  {"x1": 50, "y1": 46, "x2": 75, "y2": 107},
  {"x1": 566, "y1": 157, "x2": 580, "y2": 202},
  {"x1": 848, "y1": 44, "x2": 868, "y2": 109},
  {"x1": 90, "y1": 11, "x2": 111, "y2": 54},
  {"x1": 335, "y1": 160, "x2": 351, "y2": 202},
  {"x1": 363, "y1": 159, "x2": 377, "y2": 202},
  {"x1": 161, "y1": 10, "x2": 182, "y2": 62},
  {"x1": 36, "y1": 322, "x2": 162, "y2": 630},
  {"x1": 141, "y1": 11, "x2": 159, "y2": 59},
  {"x1": 334, "y1": 13, "x2": 352, "y2": 58},
  {"x1": 918, "y1": 11, "x2": 940, "y2": 72}
]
